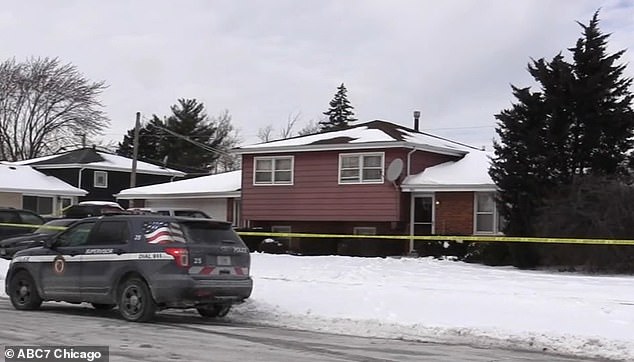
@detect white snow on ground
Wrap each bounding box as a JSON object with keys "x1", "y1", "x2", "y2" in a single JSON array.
[{"x1": 2, "y1": 254, "x2": 633, "y2": 360}]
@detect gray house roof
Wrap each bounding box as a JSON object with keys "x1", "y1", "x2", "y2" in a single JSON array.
[
  {"x1": 13, "y1": 148, "x2": 185, "y2": 177},
  {"x1": 235, "y1": 120, "x2": 480, "y2": 156},
  {"x1": 0, "y1": 163, "x2": 87, "y2": 196}
]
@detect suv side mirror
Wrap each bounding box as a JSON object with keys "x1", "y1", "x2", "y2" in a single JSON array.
[{"x1": 44, "y1": 238, "x2": 56, "y2": 249}]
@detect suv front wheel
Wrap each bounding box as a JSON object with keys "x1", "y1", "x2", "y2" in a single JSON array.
[
  {"x1": 9, "y1": 271, "x2": 42, "y2": 310},
  {"x1": 118, "y1": 277, "x2": 156, "y2": 322}
]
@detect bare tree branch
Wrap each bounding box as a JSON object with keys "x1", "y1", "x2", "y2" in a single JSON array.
[
  {"x1": 257, "y1": 125, "x2": 274, "y2": 143},
  {"x1": 0, "y1": 57, "x2": 109, "y2": 161}
]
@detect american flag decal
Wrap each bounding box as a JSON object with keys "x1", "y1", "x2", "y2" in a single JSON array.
[{"x1": 144, "y1": 221, "x2": 186, "y2": 244}]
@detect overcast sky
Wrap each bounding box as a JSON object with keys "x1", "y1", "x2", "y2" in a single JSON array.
[{"x1": 1, "y1": 1, "x2": 633, "y2": 149}]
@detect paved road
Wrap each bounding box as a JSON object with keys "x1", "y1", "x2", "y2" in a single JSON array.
[{"x1": 0, "y1": 300, "x2": 600, "y2": 362}]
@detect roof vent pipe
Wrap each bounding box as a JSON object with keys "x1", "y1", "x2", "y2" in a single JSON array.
[{"x1": 413, "y1": 110, "x2": 421, "y2": 131}]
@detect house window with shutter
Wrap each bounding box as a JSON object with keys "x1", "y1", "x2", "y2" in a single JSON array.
[
  {"x1": 338, "y1": 153, "x2": 384, "y2": 184},
  {"x1": 253, "y1": 156, "x2": 294, "y2": 185},
  {"x1": 94, "y1": 170, "x2": 108, "y2": 188}
]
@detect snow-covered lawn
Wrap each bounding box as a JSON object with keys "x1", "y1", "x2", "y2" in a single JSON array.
[{"x1": 2, "y1": 254, "x2": 633, "y2": 360}]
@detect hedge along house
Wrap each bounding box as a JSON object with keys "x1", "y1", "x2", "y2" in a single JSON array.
[
  {"x1": 12, "y1": 147, "x2": 185, "y2": 208},
  {"x1": 234, "y1": 119, "x2": 499, "y2": 255},
  {"x1": 116, "y1": 170, "x2": 242, "y2": 224},
  {"x1": 0, "y1": 163, "x2": 87, "y2": 215}
]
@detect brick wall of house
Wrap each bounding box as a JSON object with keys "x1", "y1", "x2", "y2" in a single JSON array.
[
  {"x1": 434, "y1": 191, "x2": 473, "y2": 235},
  {"x1": 0, "y1": 192, "x2": 22, "y2": 208}
]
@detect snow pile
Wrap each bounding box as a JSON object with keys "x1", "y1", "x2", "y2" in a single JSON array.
[{"x1": 2, "y1": 254, "x2": 632, "y2": 360}]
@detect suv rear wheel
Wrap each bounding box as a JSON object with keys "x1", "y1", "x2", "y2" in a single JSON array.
[
  {"x1": 9, "y1": 271, "x2": 42, "y2": 310},
  {"x1": 196, "y1": 304, "x2": 231, "y2": 318},
  {"x1": 118, "y1": 277, "x2": 156, "y2": 322}
]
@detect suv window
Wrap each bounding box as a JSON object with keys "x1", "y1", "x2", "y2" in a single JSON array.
[
  {"x1": 64, "y1": 205, "x2": 125, "y2": 218},
  {"x1": 0, "y1": 211, "x2": 20, "y2": 223},
  {"x1": 89, "y1": 220, "x2": 129, "y2": 245},
  {"x1": 180, "y1": 221, "x2": 243, "y2": 245},
  {"x1": 143, "y1": 221, "x2": 186, "y2": 244},
  {"x1": 0, "y1": 209, "x2": 44, "y2": 239},
  {"x1": 174, "y1": 210, "x2": 209, "y2": 218},
  {"x1": 19, "y1": 211, "x2": 44, "y2": 225},
  {"x1": 56, "y1": 222, "x2": 96, "y2": 247}
]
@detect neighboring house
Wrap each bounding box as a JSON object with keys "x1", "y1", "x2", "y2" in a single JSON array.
[
  {"x1": 12, "y1": 147, "x2": 185, "y2": 207},
  {"x1": 0, "y1": 163, "x2": 87, "y2": 215},
  {"x1": 116, "y1": 170, "x2": 241, "y2": 224},
  {"x1": 234, "y1": 120, "x2": 499, "y2": 255}
]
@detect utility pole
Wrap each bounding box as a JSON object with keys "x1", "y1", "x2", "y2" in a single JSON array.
[{"x1": 130, "y1": 112, "x2": 141, "y2": 189}]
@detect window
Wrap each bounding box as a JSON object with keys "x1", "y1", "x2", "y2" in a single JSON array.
[
  {"x1": 474, "y1": 193, "x2": 503, "y2": 234},
  {"x1": 22, "y1": 196, "x2": 53, "y2": 215},
  {"x1": 57, "y1": 222, "x2": 96, "y2": 247},
  {"x1": 18, "y1": 211, "x2": 44, "y2": 226},
  {"x1": 60, "y1": 197, "x2": 72, "y2": 209},
  {"x1": 353, "y1": 227, "x2": 376, "y2": 235},
  {"x1": 94, "y1": 171, "x2": 108, "y2": 188},
  {"x1": 254, "y1": 157, "x2": 293, "y2": 185},
  {"x1": 88, "y1": 221, "x2": 129, "y2": 245},
  {"x1": 339, "y1": 153, "x2": 384, "y2": 184}
]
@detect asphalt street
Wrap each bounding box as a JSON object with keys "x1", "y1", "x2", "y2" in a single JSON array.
[{"x1": 0, "y1": 300, "x2": 601, "y2": 362}]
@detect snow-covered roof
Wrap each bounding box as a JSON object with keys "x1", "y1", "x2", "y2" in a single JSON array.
[
  {"x1": 401, "y1": 150, "x2": 496, "y2": 192},
  {"x1": 0, "y1": 163, "x2": 87, "y2": 196},
  {"x1": 13, "y1": 148, "x2": 185, "y2": 177},
  {"x1": 116, "y1": 170, "x2": 241, "y2": 199},
  {"x1": 235, "y1": 120, "x2": 479, "y2": 156}
]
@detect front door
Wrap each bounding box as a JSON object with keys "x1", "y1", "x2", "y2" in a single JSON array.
[{"x1": 413, "y1": 196, "x2": 434, "y2": 235}]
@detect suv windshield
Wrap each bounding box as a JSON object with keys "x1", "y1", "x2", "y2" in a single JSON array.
[
  {"x1": 174, "y1": 210, "x2": 209, "y2": 218},
  {"x1": 35, "y1": 219, "x2": 77, "y2": 235},
  {"x1": 180, "y1": 221, "x2": 242, "y2": 245}
]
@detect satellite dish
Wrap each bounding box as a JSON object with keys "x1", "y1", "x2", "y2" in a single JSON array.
[{"x1": 386, "y1": 158, "x2": 404, "y2": 182}]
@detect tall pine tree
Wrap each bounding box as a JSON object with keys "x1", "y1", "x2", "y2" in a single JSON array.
[
  {"x1": 570, "y1": 13, "x2": 634, "y2": 176},
  {"x1": 117, "y1": 99, "x2": 234, "y2": 173},
  {"x1": 490, "y1": 11, "x2": 634, "y2": 236},
  {"x1": 320, "y1": 83, "x2": 357, "y2": 131}
]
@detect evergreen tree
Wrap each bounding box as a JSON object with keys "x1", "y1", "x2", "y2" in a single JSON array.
[
  {"x1": 569, "y1": 12, "x2": 634, "y2": 175},
  {"x1": 117, "y1": 99, "x2": 236, "y2": 173},
  {"x1": 490, "y1": 11, "x2": 634, "y2": 236},
  {"x1": 320, "y1": 83, "x2": 357, "y2": 131}
]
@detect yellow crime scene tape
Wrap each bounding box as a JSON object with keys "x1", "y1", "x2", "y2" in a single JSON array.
[
  {"x1": 237, "y1": 231, "x2": 634, "y2": 246},
  {"x1": 3, "y1": 223, "x2": 634, "y2": 246},
  {"x1": 0, "y1": 223, "x2": 68, "y2": 231}
]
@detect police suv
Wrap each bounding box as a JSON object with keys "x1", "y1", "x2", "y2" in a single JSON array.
[{"x1": 5, "y1": 215, "x2": 253, "y2": 322}]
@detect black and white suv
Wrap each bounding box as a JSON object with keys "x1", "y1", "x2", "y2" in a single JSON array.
[{"x1": 5, "y1": 214, "x2": 253, "y2": 322}]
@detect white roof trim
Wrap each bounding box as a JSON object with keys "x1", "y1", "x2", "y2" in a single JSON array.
[
  {"x1": 116, "y1": 191, "x2": 241, "y2": 200},
  {"x1": 234, "y1": 141, "x2": 467, "y2": 156},
  {"x1": 400, "y1": 184, "x2": 497, "y2": 192},
  {"x1": 29, "y1": 163, "x2": 185, "y2": 176},
  {"x1": 0, "y1": 187, "x2": 87, "y2": 197}
]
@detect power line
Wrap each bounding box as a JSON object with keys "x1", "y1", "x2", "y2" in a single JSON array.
[{"x1": 146, "y1": 122, "x2": 232, "y2": 157}]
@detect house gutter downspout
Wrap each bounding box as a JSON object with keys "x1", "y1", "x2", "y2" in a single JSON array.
[
  {"x1": 406, "y1": 148, "x2": 420, "y2": 177},
  {"x1": 78, "y1": 167, "x2": 86, "y2": 190}
]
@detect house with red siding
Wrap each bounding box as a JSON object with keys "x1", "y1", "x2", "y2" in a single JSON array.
[{"x1": 234, "y1": 120, "x2": 501, "y2": 255}]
